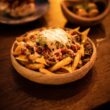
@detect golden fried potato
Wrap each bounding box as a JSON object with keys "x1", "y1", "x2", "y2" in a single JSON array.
[
  {"x1": 62, "y1": 65, "x2": 72, "y2": 73},
  {"x1": 36, "y1": 56, "x2": 47, "y2": 65},
  {"x1": 72, "y1": 50, "x2": 81, "y2": 70},
  {"x1": 26, "y1": 64, "x2": 44, "y2": 70},
  {"x1": 39, "y1": 68, "x2": 54, "y2": 75},
  {"x1": 50, "y1": 57, "x2": 73, "y2": 72},
  {"x1": 80, "y1": 44, "x2": 85, "y2": 56},
  {"x1": 82, "y1": 28, "x2": 90, "y2": 43}
]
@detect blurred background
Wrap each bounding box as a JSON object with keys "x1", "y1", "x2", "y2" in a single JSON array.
[{"x1": 0, "y1": 0, "x2": 110, "y2": 110}]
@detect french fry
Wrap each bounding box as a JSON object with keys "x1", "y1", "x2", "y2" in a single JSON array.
[
  {"x1": 73, "y1": 27, "x2": 80, "y2": 32},
  {"x1": 39, "y1": 68, "x2": 54, "y2": 75},
  {"x1": 15, "y1": 55, "x2": 28, "y2": 65},
  {"x1": 69, "y1": 27, "x2": 80, "y2": 35},
  {"x1": 72, "y1": 37, "x2": 86, "y2": 70},
  {"x1": 16, "y1": 55, "x2": 28, "y2": 62},
  {"x1": 13, "y1": 45, "x2": 22, "y2": 55},
  {"x1": 36, "y1": 56, "x2": 47, "y2": 65},
  {"x1": 82, "y1": 28, "x2": 90, "y2": 43},
  {"x1": 72, "y1": 50, "x2": 81, "y2": 70},
  {"x1": 50, "y1": 57, "x2": 73, "y2": 72},
  {"x1": 80, "y1": 44, "x2": 85, "y2": 56},
  {"x1": 26, "y1": 64, "x2": 44, "y2": 70},
  {"x1": 62, "y1": 65, "x2": 73, "y2": 73},
  {"x1": 16, "y1": 36, "x2": 24, "y2": 42}
]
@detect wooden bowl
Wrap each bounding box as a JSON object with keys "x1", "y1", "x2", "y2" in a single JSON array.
[
  {"x1": 11, "y1": 30, "x2": 97, "y2": 85},
  {"x1": 61, "y1": 0, "x2": 110, "y2": 26}
]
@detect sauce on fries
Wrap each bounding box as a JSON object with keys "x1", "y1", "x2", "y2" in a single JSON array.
[{"x1": 13, "y1": 27, "x2": 93, "y2": 74}]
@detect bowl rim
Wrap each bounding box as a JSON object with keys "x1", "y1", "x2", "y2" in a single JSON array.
[
  {"x1": 11, "y1": 28, "x2": 97, "y2": 78},
  {"x1": 61, "y1": 0, "x2": 110, "y2": 22}
]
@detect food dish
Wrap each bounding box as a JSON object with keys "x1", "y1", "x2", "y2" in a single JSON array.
[
  {"x1": 72, "y1": 2, "x2": 99, "y2": 17},
  {"x1": 0, "y1": 0, "x2": 36, "y2": 18},
  {"x1": 61, "y1": 0, "x2": 110, "y2": 26},
  {"x1": 11, "y1": 27, "x2": 96, "y2": 85},
  {"x1": 0, "y1": 0, "x2": 49, "y2": 24},
  {"x1": 12, "y1": 27, "x2": 92, "y2": 73}
]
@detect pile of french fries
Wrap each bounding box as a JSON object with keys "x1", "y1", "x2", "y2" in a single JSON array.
[{"x1": 13, "y1": 27, "x2": 91, "y2": 75}]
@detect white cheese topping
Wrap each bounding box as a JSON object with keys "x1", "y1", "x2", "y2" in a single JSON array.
[{"x1": 40, "y1": 28, "x2": 69, "y2": 44}]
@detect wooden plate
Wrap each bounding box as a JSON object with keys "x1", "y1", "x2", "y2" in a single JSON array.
[
  {"x1": 0, "y1": 2, "x2": 49, "y2": 25},
  {"x1": 11, "y1": 28, "x2": 97, "y2": 85}
]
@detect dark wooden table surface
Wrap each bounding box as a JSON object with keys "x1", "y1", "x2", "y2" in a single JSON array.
[{"x1": 0, "y1": 0, "x2": 110, "y2": 110}]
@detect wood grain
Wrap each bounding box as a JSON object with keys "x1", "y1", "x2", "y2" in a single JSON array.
[{"x1": 0, "y1": 0, "x2": 110, "y2": 110}]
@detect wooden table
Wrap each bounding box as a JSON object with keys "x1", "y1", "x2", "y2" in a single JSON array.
[{"x1": 0, "y1": 0, "x2": 110, "y2": 110}]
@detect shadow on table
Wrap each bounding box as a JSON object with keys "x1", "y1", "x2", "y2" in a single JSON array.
[
  {"x1": 0, "y1": 17, "x2": 47, "y2": 37},
  {"x1": 12, "y1": 67, "x2": 95, "y2": 102},
  {"x1": 92, "y1": 102, "x2": 110, "y2": 110}
]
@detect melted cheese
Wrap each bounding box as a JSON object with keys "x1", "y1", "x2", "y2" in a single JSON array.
[{"x1": 41, "y1": 28, "x2": 69, "y2": 44}]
